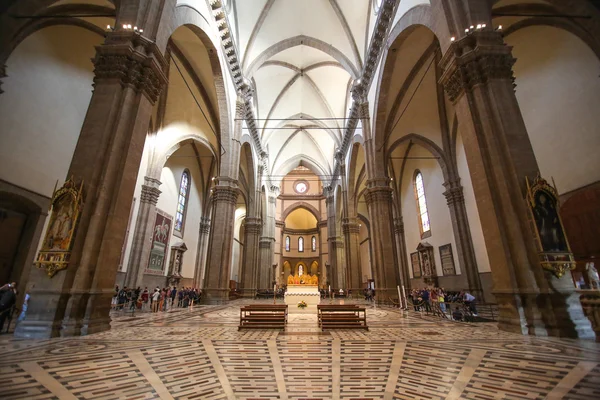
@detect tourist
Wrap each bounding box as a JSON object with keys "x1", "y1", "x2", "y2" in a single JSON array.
[
  {"x1": 438, "y1": 289, "x2": 446, "y2": 314},
  {"x1": 452, "y1": 307, "x2": 464, "y2": 321},
  {"x1": 151, "y1": 289, "x2": 160, "y2": 312},
  {"x1": 141, "y1": 287, "x2": 149, "y2": 311},
  {"x1": 0, "y1": 282, "x2": 17, "y2": 332},
  {"x1": 463, "y1": 291, "x2": 477, "y2": 316}
]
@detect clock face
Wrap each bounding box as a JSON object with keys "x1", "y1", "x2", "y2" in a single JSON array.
[{"x1": 294, "y1": 181, "x2": 308, "y2": 194}]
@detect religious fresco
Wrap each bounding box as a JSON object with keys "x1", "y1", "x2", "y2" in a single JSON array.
[
  {"x1": 35, "y1": 178, "x2": 84, "y2": 277},
  {"x1": 146, "y1": 209, "x2": 172, "y2": 274},
  {"x1": 526, "y1": 175, "x2": 575, "y2": 278}
]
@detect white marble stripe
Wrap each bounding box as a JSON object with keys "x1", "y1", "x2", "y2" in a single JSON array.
[
  {"x1": 332, "y1": 338, "x2": 341, "y2": 399},
  {"x1": 384, "y1": 341, "x2": 407, "y2": 400},
  {"x1": 20, "y1": 361, "x2": 78, "y2": 400},
  {"x1": 267, "y1": 339, "x2": 288, "y2": 400},
  {"x1": 445, "y1": 348, "x2": 487, "y2": 400},
  {"x1": 202, "y1": 339, "x2": 236, "y2": 400},
  {"x1": 128, "y1": 349, "x2": 174, "y2": 400},
  {"x1": 545, "y1": 361, "x2": 597, "y2": 400}
]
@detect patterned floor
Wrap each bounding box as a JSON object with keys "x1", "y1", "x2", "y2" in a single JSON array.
[{"x1": 0, "y1": 300, "x2": 599, "y2": 399}]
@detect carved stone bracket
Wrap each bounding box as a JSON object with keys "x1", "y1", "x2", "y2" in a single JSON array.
[
  {"x1": 439, "y1": 31, "x2": 516, "y2": 103},
  {"x1": 93, "y1": 32, "x2": 168, "y2": 104}
]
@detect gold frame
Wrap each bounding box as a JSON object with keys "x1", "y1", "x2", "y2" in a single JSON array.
[
  {"x1": 35, "y1": 177, "x2": 84, "y2": 277},
  {"x1": 525, "y1": 174, "x2": 575, "y2": 278}
]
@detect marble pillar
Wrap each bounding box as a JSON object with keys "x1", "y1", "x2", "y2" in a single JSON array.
[
  {"x1": 16, "y1": 31, "x2": 167, "y2": 338},
  {"x1": 257, "y1": 194, "x2": 277, "y2": 289},
  {"x1": 393, "y1": 217, "x2": 411, "y2": 297},
  {"x1": 193, "y1": 217, "x2": 210, "y2": 288},
  {"x1": 240, "y1": 216, "x2": 261, "y2": 296},
  {"x1": 364, "y1": 183, "x2": 400, "y2": 301},
  {"x1": 203, "y1": 184, "x2": 238, "y2": 303},
  {"x1": 124, "y1": 177, "x2": 161, "y2": 289},
  {"x1": 443, "y1": 179, "x2": 483, "y2": 299},
  {"x1": 342, "y1": 217, "x2": 362, "y2": 292},
  {"x1": 439, "y1": 31, "x2": 593, "y2": 338}
]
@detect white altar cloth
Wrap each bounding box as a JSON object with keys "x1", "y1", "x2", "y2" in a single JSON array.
[{"x1": 284, "y1": 284, "x2": 321, "y2": 307}]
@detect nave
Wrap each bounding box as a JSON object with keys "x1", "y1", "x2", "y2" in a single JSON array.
[{"x1": 1, "y1": 301, "x2": 599, "y2": 399}]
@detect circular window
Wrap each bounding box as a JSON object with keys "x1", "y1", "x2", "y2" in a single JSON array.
[{"x1": 294, "y1": 180, "x2": 309, "y2": 194}]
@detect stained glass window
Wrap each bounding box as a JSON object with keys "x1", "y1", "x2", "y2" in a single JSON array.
[
  {"x1": 311, "y1": 236, "x2": 316, "y2": 251},
  {"x1": 175, "y1": 170, "x2": 190, "y2": 232},
  {"x1": 414, "y1": 171, "x2": 431, "y2": 235},
  {"x1": 285, "y1": 236, "x2": 290, "y2": 252},
  {"x1": 298, "y1": 237, "x2": 304, "y2": 252}
]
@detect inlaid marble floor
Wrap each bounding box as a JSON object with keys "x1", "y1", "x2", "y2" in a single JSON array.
[{"x1": 1, "y1": 300, "x2": 599, "y2": 399}]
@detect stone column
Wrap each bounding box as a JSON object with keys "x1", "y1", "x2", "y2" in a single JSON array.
[
  {"x1": 16, "y1": 31, "x2": 167, "y2": 338},
  {"x1": 203, "y1": 184, "x2": 238, "y2": 303},
  {"x1": 193, "y1": 217, "x2": 211, "y2": 288},
  {"x1": 393, "y1": 217, "x2": 411, "y2": 296},
  {"x1": 439, "y1": 30, "x2": 593, "y2": 338},
  {"x1": 325, "y1": 192, "x2": 338, "y2": 289},
  {"x1": 364, "y1": 184, "x2": 400, "y2": 301},
  {"x1": 443, "y1": 179, "x2": 482, "y2": 298},
  {"x1": 240, "y1": 216, "x2": 261, "y2": 296},
  {"x1": 342, "y1": 218, "x2": 361, "y2": 293},
  {"x1": 257, "y1": 193, "x2": 277, "y2": 289},
  {"x1": 124, "y1": 176, "x2": 161, "y2": 288}
]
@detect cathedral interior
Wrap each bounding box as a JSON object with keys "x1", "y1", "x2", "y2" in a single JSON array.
[{"x1": 0, "y1": 0, "x2": 600, "y2": 398}]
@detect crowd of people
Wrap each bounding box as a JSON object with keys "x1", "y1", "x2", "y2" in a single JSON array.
[
  {"x1": 410, "y1": 288, "x2": 478, "y2": 320},
  {"x1": 112, "y1": 285, "x2": 201, "y2": 313}
]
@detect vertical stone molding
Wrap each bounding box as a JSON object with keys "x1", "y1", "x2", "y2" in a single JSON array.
[
  {"x1": 203, "y1": 185, "x2": 239, "y2": 303},
  {"x1": 240, "y1": 216, "x2": 261, "y2": 295},
  {"x1": 124, "y1": 176, "x2": 162, "y2": 289},
  {"x1": 442, "y1": 179, "x2": 483, "y2": 299},
  {"x1": 342, "y1": 217, "x2": 362, "y2": 293},
  {"x1": 257, "y1": 194, "x2": 277, "y2": 290},
  {"x1": 17, "y1": 33, "x2": 168, "y2": 338},
  {"x1": 193, "y1": 217, "x2": 211, "y2": 288},
  {"x1": 364, "y1": 183, "x2": 400, "y2": 301},
  {"x1": 439, "y1": 30, "x2": 593, "y2": 338}
]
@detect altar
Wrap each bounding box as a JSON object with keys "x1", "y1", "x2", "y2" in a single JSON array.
[{"x1": 285, "y1": 284, "x2": 321, "y2": 309}]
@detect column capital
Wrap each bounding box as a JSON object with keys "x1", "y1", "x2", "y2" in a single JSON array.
[
  {"x1": 199, "y1": 217, "x2": 211, "y2": 234},
  {"x1": 364, "y1": 185, "x2": 393, "y2": 206},
  {"x1": 244, "y1": 217, "x2": 262, "y2": 234},
  {"x1": 357, "y1": 100, "x2": 370, "y2": 119},
  {"x1": 439, "y1": 31, "x2": 515, "y2": 103},
  {"x1": 93, "y1": 32, "x2": 168, "y2": 104},
  {"x1": 342, "y1": 218, "x2": 360, "y2": 234},
  {"x1": 211, "y1": 185, "x2": 238, "y2": 205},
  {"x1": 443, "y1": 180, "x2": 465, "y2": 206},
  {"x1": 393, "y1": 217, "x2": 404, "y2": 235},
  {"x1": 325, "y1": 194, "x2": 335, "y2": 206},
  {"x1": 259, "y1": 237, "x2": 275, "y2": 248},
  {"x1": 140, "y1": 184, "x2": 161, "y2": 205},
  {"x1": 235, "y1": 96, "x2": 246, "y2": 118}
]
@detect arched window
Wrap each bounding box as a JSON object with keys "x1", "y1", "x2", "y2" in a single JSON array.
[
  {"x1": 413, "y1": 171, "x2": 431, "y2": 237},
  {"x1": 285, "y1": 236, "x2": 290, "y2": 252},
  {"x1": 175, "y1": 170, "x2": 190, "y2": 233},
  {"x1": 311, "y1": 236, "x2": 316, "y2": 251},
  {"x1": 298, "y1": 236, "x2": 304, "y2": 252}
]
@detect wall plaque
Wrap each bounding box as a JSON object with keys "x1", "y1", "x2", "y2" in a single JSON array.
[
  {"x1": 411, "y1": 251, "x2": 421, "y2": 278},
  {"x1": 439, "y1": 244, "x2": 456, "y2": 276}
]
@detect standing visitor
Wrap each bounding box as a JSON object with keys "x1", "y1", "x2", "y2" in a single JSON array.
[
  {"x1": 152, "y1": 289, "x2": 160, "y2": 312},
  {"x1": 0, "y1": 282, "x2": 17, "y2": 332}
]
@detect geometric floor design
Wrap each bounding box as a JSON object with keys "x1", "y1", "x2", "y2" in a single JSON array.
[{"x1": 0, "y1": 299, "x2": 599, "y2": 399}]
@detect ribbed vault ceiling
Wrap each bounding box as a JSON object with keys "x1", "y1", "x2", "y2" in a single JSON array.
[{"x1": 229, "y1": 0, "x2": 376, "y2": 179}]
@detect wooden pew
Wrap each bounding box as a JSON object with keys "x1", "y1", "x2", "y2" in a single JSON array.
[
  {"x1": 317, "y1": 304, "x2": 368, "y2": 330},
  {"x1": 239, "y1": 304, "x2": 288, "y2": 330}
]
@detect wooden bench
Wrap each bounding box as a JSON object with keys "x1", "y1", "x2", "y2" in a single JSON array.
[
  {"x1": 317, "y1": 304, "x2": 368, "y2": 330},
  {"x1": 239, "y1": 304, "x2": 288, "y2": 330}
]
